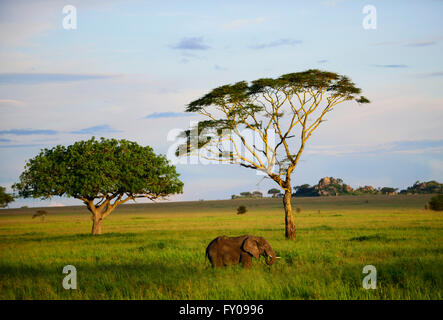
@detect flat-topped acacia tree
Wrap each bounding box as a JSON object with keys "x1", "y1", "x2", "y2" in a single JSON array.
[
  {"x1": 13, "y1": 137, "x2": 184, "y2": 235},
  {"x1": 177, "y1": 69, "x2": 369, "y2": 240}
]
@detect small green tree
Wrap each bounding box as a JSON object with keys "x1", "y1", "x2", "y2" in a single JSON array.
[
  {"x1": 237, "y1": 205, "x2": 247, "y2": 214},
  {"x1": 267, "y1": 188, "x2": 281, "y2": 198},
  {"x1": 252, "y1": 190, "x2": 263, "y2": 198},
  {"x1": 13, "y1": 137, "x2": 184, "y2": 235},
  {"x1": 380, "y1": 187, "x2": 398, "y2": 195},
  {"x1": 0, "y1": 186, "x2": 14, "y2": 208},
  {"x1": 428, "y1": 195, "x2": 443, "y2": 211},
  {"x1": 293, "y1": 184, "x2": 317, "y2": 197}
]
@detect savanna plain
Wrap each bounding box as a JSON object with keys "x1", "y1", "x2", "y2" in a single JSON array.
[{"x1": 0, "y1": 195, "x2": 441, "y2": 300}]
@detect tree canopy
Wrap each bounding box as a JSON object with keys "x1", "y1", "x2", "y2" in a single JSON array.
[
  {"x1": 268, "y1": 188, "x2": 281, "y2": 195},
  {"x1": 178, "y1": 70, "x2": 368, "y2": 180},
  {"x1": 13, "y1": 137, "x2": 184, "y2": 234}
]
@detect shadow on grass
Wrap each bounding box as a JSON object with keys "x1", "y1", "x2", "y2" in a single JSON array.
[
  {"x1": 0, "y1": 259, "x2": 199, "y2": 299},
  {"x1": 349, "y1": 233, "x2": 406, "y2": 242},
  {"x1": 1, "y1": 256, "x2": 441, "y2": 299},
  {"x1": 305, "y1": 225, "x2": 334, "y2": 231},
  {"x1": 0, "y1": 232, "x2": 140, "y2": 244}
]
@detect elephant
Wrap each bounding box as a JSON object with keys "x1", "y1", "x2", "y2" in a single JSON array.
[{"x1": 205, "y1": 235, "x2": 277, "y2": 269}]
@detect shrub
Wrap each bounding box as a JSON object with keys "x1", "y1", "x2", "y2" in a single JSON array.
[
  {"x1": 295, "y1": 207, "x2": 301, "y2": 213},
  {"x1": 237, "y1": 205, "x2": 247, "y2": 215},
  {"x1": 428, "y1": 195, "x2": 443, "y2": 211},
  {"x1": 32, "y1": 210, "x2": 47, "y2": 221}
]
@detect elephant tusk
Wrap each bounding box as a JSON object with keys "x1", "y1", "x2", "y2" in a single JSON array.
[{"x1": 276, "y1": 256, "x2": 281, "y2": 259}]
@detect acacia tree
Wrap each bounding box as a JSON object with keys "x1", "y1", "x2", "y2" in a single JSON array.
[
  {"x1": 13, "y1": 137, "x2": 184, "y2": 235},
  {"x1": 268, "y1": 188, "x2": 281, "y2": 198},
  {"x1": 177, "y1": 69, "x2": 369, "y2": 240}
]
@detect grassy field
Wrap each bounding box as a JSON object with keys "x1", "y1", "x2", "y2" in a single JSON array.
[{"x1": 0, "y1": 195, "x2": 441, "y2": 300}]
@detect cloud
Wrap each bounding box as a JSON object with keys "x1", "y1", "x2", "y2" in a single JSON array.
[
  {"x1": 0, "y1": 1, "x2": 55, "y2": 46},
  {"x1": 372, "y1": 64, "x2": 408, "y2": 68},
  {"x1": 317, "y1": 59, "x2": 328, "y2": 64},
  {"x1": 416, "y1": 71, "x2": 443, "y2": 78},
  {"x1": 387, "y1": 140, "x2": 443, "y2": 154},
  {"x1": 306, "y1": 139, "x2": 443, "y2": 156},
  {"x1": 0, "y1": 138, "x2": 12, "y2": 142},
  {"x1": 222, "y1": 17, "x2": 265, "y2": 30},
  {"x1": 372, "y1": 41, "x2": 401, "y2": 46},
  {"x1": 0, "y1": 143, "x2": 44, "y2": 148},
  {"x1": 321, "y1": 0, "x2": 345, "y2": 6},
  {"x1": 214, "y1": 65, "x2": 228, "y2": 71},
  {"x1": 250, "y1": 39, "x2": 302, "y2": 49},
  {"x1": 0, "y1": 129, "x2": 58, "y2": 135},
  {"x1": 372, "y1": 39, "x2": 439, "y2": 47},
  {"x1": 0, "y1": 99, "x2": 23, "y2": 106},
  {"x1": 145, "y1": 112, "x2": 195, "y2": 119},
  {"x1": 70, "y1": 124, "x2": 120, "y2": 134},
  {"x1": 0, "y1": 73, "x2": 116, "y2": 85},
  {"x1": 170, "y1": 37, "x2": 210, "y2": 50},
  {"x1": 405, "y1": 41, "x2": 437, "y2": 47}
]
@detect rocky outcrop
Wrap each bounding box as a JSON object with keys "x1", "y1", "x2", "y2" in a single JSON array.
[
  {"x1": 313, "y1": 177, "x2": 354, "y2": 196},
  {"x1": 400, "y1": 180, "x2": 443, "y2": 194}
]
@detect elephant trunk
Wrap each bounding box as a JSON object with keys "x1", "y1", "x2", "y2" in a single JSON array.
[{"x1": 264, "y1": 245, "x2": 277, "y2": 265}]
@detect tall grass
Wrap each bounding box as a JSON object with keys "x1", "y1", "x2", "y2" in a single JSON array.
[{"x1": 0, "y1": 195, "x2": 441, "y2": 299}]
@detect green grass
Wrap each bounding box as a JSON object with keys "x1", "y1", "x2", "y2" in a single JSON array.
[{"x1": 0, "y1": 195, "x2": 441, "y2": 300}]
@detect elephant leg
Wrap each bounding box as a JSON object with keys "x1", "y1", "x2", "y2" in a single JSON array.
[
  {"x1": 208, "y1": 253, "x2": 221, "y2": 268},
  {"x1": 214, "y1": 255, "x2": 224, "y2": 267},
  {"x1": 240, "y1": 253, "x2": 253, "y2": 269}
]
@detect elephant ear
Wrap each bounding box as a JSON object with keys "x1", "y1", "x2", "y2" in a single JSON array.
[{"x1": 242, "y1": 237, "x2": 260, "y2": 259}]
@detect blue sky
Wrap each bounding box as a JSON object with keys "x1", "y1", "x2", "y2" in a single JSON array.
[{"x1": 0, "y1": 0, "x2": 442, "y2": 208}]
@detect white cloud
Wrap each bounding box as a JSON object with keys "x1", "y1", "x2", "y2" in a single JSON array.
[
  {"x1": 305, "y1": 140, "x2": 443, "y2": 156},
  {"x1": 222, "y1": 17, "x2": 265, "y2": 30},
  {"x1": 321, "y1": 0, "x2": 345, "y2": 7},
  {"x1": 0, "y1": 1, "x2": 56, "y2": 46},
  {"x1": 0, "y1": 99, "x2": 24, "y2": 107}
]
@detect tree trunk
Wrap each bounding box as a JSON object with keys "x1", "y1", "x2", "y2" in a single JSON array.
[
  {"x1": 283, "y1": 189, "x2": 296, "y2": 240},
  {"x1": 91, "y1": 216, "x2": 103, "y2": 235}
]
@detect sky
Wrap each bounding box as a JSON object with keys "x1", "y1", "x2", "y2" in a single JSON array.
[{"x1": 0, "y1": 0, "x2": 442, "y2": 208}]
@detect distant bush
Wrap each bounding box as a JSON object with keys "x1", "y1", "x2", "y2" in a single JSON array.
[
  {"x1": 232, "y1": 191, "x2": 263, "y2": 199},
  {"x1": 237, "y1": 205, "x2": 247, "y2": 215},
  {"x1": 295, "y1": 207, "x2": 301, "y2": 213},
  {"x1": 0, "y1": 186, "x2": 14, "y2": 208},
  {"x1": 428, "y1": 195, "x2": 443, "y2": 211},
  {"x1": 32, "y1": 210, "x2": 47, "y2": 221}
]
